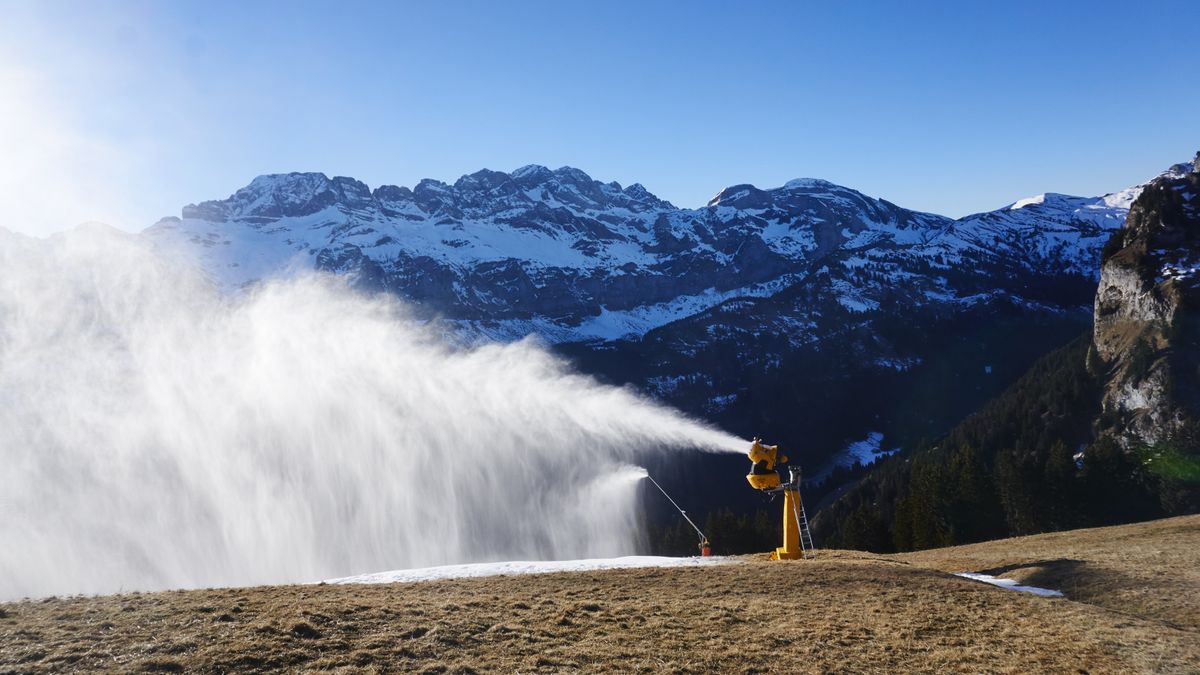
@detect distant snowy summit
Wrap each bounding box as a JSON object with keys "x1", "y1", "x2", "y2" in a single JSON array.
[
  {"x1": 1006, "y1": 161, "x2": 1197, "y2": 214},
  {"x1": 145, "y1": 161, "x2": 1184, "y2": 344}
]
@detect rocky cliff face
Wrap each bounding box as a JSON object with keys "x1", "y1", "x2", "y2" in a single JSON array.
[{"x1": 1093, "y1": 155, "x2": 1200, "y2": 446}]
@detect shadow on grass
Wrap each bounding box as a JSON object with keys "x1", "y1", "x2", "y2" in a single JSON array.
[
  {"x1": 976, "y1": 557, "x2": 1196, "y2": 632},
  {"x1": 979, "y1": 558, "x2": 1135, "y2": 602}
]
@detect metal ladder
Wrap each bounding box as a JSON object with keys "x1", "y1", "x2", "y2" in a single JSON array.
[
  {"x1": 796, "y1": 491, "x2": 815, "y2": 559},
  {"x1": 785, "y1": 466, "x2": 817, "y2": 560}
]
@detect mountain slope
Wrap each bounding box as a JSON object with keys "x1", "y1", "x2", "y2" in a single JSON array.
[{"x1": 815, "y1": 154, "x2": 1200, "y2": 552}]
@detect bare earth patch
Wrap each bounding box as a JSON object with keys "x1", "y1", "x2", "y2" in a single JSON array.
[{"x1": 2, "y1": 516, "x2": 1198, "y2": 673}]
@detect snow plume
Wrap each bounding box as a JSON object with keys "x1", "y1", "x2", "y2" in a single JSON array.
[{"x1": 0, "y1": 227, "x2": 746, "y2": 600}]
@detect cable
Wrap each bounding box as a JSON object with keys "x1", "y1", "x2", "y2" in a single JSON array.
[{"x1": 646, "y1": 473, "x2": 708, "y2": 545}]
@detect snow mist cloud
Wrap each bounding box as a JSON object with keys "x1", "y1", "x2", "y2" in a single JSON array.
[{"x1": 0, "y1": 227, "x2": 745, "y2": 599}]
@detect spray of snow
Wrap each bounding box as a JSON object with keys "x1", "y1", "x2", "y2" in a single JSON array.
[{"x1": 0, "y1": 227, "x2": 746, "y2": 600}]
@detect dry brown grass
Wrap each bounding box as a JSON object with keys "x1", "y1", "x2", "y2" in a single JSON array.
[
  {"x1": 2, "y1": 516, "x2": 1198, "y2": 674},
  {"x1": 897, "y1": 513, "x2": 1200, "y2": 632}
]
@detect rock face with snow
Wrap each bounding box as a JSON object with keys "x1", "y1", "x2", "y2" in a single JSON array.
[
  {"x1": 144, "y1": 160, "x2": 1184, "y2": 464},
  {"x1": 1092, "y1": 155, "x2": 1200, "y2": 446}
]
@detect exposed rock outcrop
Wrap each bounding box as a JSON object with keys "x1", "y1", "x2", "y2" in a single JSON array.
[{"x1": 1093, "y1": 153, "x2": 1200, "y2": 446}]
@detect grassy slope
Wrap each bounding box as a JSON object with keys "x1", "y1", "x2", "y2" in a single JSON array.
[
  {"x1": 1, "y1": 516, "x2": 1197, "y2": 674},
  {"x1": 898, "y1": 513, "x2": 1200, "y2": 633}
]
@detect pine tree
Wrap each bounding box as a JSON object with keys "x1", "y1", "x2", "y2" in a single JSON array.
[
  {"x1": 906, "y1": 460, "x2": 952, "y2": 549},
  {"x1": 892, "y1": 494, "x2": 915, "y2": 551},
  {"x1": 1042, "y1": 439, "x2": 1078, "y2": 529},
  {"x1": 1081, "y1": 435, "x2": 1159, "y2": 526},
  {"x1": 997, "y1": 447, "x2": 1041, "y2": 535},
  {"x1": 945, "y1": 443, "x2": 1004, "y2": 542},
  {"x1": 840, "y1": 503, "x2": 893, "y2": 552}
]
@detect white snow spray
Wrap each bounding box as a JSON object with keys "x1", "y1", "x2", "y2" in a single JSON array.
[{"x1": 0, "y1": 226, "x2": 746, "y2": 599}]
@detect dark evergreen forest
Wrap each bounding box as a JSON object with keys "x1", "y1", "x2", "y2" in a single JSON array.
[{"x1": 813, "y1": 335, "x2": 1200, "y2": 552}]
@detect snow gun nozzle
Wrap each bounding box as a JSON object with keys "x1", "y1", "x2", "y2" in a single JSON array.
[{"x1": 746, "y1": 437, "x2": 787, "y2": 491}]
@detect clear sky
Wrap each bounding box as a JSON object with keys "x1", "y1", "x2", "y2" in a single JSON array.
[{"x1": 1, "y1": 0, "x2": 1197, "y2": 235}]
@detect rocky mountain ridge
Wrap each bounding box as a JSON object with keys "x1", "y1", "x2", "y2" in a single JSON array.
[{"x1": 146, "y1": 163, "x2": 1160, "y2": 344}]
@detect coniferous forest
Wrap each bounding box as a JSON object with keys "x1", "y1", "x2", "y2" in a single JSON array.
[{"x1": 812, "y1": 335, "x2": 1200, "y2": 552}]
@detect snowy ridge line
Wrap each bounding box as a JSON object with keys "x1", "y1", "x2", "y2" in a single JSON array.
[{"x1": 324, "y1": 555, "x2": 734, "y2": 585}]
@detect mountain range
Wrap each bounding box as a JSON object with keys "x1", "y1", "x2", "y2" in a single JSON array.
[
  {"x1": 146, "y1": 164, "x2": 1179, "y2": 343},
  {"x1": 142, "y1": 160, "x2": 1192, "y2": 483}
]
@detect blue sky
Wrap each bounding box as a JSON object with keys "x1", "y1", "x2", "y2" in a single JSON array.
[{"x1": 1, "y1": 0, "x2": 1197, "y2": 234}]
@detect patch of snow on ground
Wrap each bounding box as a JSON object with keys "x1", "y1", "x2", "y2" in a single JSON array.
[
  {"x1": 1162, "y1": 257, "x2": 1200, "y2": 282},
  {"x1": 874, "y1": 356, "x2": 921, "y2": 371},
  {"x1": 811, "y1": 431, "x2": 900, "y2": 482},
  {"x1": 840, "y1": 432, "x2": 898, "y2": 467},
  {"x1": 832, "y1": 279, "x2": 879, "y2": 313},
  {"x1": 326, "y1": 556, "x2": 732, "y2": 585},
  {"x1": 954, "y1": 572, "x2": 1064, "y2": 597},
  {"x1": 565, "y1": 273, "x2": 805, "y2": 342}
]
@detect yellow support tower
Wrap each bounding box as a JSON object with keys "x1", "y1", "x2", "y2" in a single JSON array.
[
  {"x1": 772, "y1": 473, "x2": 805, "y2": 560},
  {"x1": 746, "y1": 439, "x2": 814, "y2": 560}
]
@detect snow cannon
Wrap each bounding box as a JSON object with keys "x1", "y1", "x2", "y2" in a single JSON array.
[
  {"x1": 746, "y1": 438, "x2": 786, "y2": 490},
  {"x1": 745, "y1": 438, "x2": 815, "y2": 560}
]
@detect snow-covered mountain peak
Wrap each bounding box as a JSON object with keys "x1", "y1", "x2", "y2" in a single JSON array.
[
  {"x1": 782, "y1": 177, "x2": 837, "y2": 190},
  {"x1": 504, "y1": 164, "x2": 603, "y2": 188},
  {"x1": 708, "y1": 178, "x2": 846, "y2": 207},
  {"x1": 706, "y1": 184, "x2": 767, "y2": 208},
  {"x1": 414, "y1": 178, "x2": 451, "y2": 192},
  {"x1": 708, "y1": 177, "x2": 880, "y2": 209},
  {"x1": 1171, "y1": 158, "x2": 1198, "y2": 178},
  {"x1": 551, "y1": 165, "x2": 595, "y2": 184},
  {"x1": 1009, "y1": 193, "x2": 1046, "y2": 210},
  {"x1": 182, "y1": 171, "x2": 366, "y2": 222},
  {"x1": 1007, "y1": 192, "x2": 1087, "y2": 211},
  {"x1": 1096, "y1": 159, "x2": 1195, "y2": 210},
  {"x1": 622, "y1": 182, "x2": 651, "y2": 199},
  {"x1": 511, "y1": 164, "x2": 553, "y2": 180},
  {"x1": 453, "y1": 169, "x2": 511, "y2": 192},
  {"x1": 245, "y1": 171, "x2": 332, "y2": 191}
]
